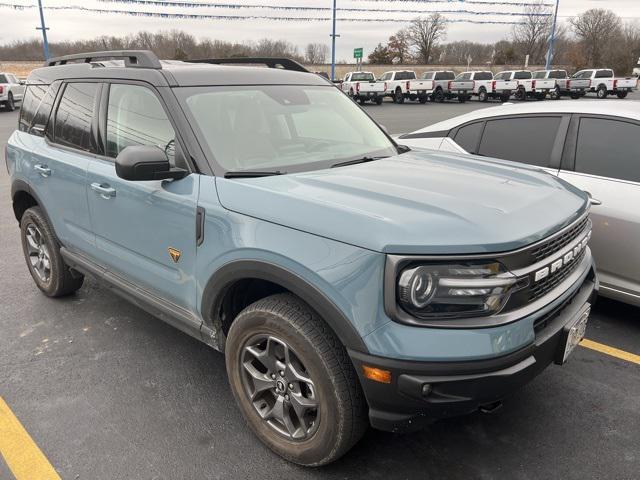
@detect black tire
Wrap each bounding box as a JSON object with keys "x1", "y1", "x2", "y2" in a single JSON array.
[
  {"x1": 433, "y1": 88, "x2": 445, "y2": 103},
  {"x1": 418, "y1": 95, "x2": 428, "y2": 104},
  {"x1": 225, "y1": 293, "x2": 368, "y2": 466},
  {"x1": 6, "y1": 92, "x2": 16, "y2": 112},
  {"x1": 478, "y1": 88, "x2": 488, "y2": 102},
  {"x1": 535, "y1": 92, "x2": 546, "y2": 101},
  {"x1": 394, "y1": 88, "x2": 404, "y2": 104},
  {"x1": 550, "y1": 86, "x2": 561, "y2": 100},
  {"x1": 500, "y1": 92, "x2": 511, "y2": 103},
  {"x1": 358, "y1": 98, "x2": 366, "y2": 105},
  {"x1": 20, "y1": 206, "x2": 84, "y2": 297},
  {"x1": 515, "y1": 87, "x2": 527, "y2": 101},
  {"x1": 596, "y1": 85, "x2": 608, "y2": 99},
  {"x1": 457, "y1": 95, "x2": 467, "y2": 103},
  {"x1": 570, "y1": 92, "x2": 580, "y2": 99},
  {"x1": 375, "y1": 97, "x2": 383, "y2": 105},
  {"x1": 616, "y1": 91, "x2": 628, "y2": 99}
]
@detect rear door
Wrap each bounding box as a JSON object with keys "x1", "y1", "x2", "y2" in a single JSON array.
[
  {"x1": 558, "y1": 115, "x2": 640, "y2": 298},
  {"x1": 86, "y1": 82, "x2": 200, "y2": 315}
]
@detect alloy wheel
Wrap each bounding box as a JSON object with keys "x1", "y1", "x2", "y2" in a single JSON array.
[
  {"x1": 241, "y1": 334, "x2": 320, "y2": 440},
  {"x1": 25, "y1": 223, "x2": 51, "y2": 283}
]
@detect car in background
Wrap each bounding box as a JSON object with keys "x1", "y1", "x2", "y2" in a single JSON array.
[
  {"x1": 341, "y1": 71, "x2": 386, "y2": 104},
  {"x1": 448, "y1": 71, "x2": 514, "y2": 103},
  {"x1": 494, "y1": 70, "x2": 555, "y2": 101},
  {"x1": 397, "y1": 101, "x2": 640, "y2": 307},
  {"x1": 0, "y1": 72, "x2": 25, "y2": 111},
  {"x1": 378, "y1": 70, "x2": 434, "y2": 103},
  {"x1": 532, "y1": 69, "x2": 591, "y2": 99},
  {"x1": 572, "y1": 69, "x2": 637, "y2": 98}
]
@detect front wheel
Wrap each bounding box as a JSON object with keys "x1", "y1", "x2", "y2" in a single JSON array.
[
  {"x1": 596, "y1": 85, "x2": 608, "y2": 99},
  {"x1": 20, "y1": 207, "x2": 84, "y2": 297},
  {"x1": 617, "y1": 91, "x2": 628, "y2": 99},
  {"x1": 225, "y1": 293, "x2": 367, "y2": 466}
]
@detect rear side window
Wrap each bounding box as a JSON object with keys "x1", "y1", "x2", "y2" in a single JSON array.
[
  {"x1": 53, "y1": 82, "x2": 99, "y2": 152},
  {"x1": 595, "y1": 70, "x2": 613, "y2": 78},
  {"x1": 452, "y1": 122, "x2": 483, "y2": 154},
  {"x1": 435, "y1": 71, "x2": 455, "y2": 80},
  {"x1": 26, "y1": 82, "x2": 60, "y2": 137},
  {"x1": 477, "y1": 116, "x2": 562, "y2": 167},
  {"x1": 106, "y1": 84, "x2": 176, "y2": 162},
  {"x1": 474, "y1": 72, "x2": 493, "y2": 80},
  {"x1": 18, "y1": 84, "x2": 48, "y2": 133},
  {"x1": 574, "y1": 117, "x2": 640, "y2": 182},
  {"x1": 572, "y1": 70, "x2": 592, "y2": 79}
]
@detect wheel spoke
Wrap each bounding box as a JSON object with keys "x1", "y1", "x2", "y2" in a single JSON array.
[
  {"x1": 242, "y1": 361, "x2": 276, "y2": 400},
  {"x1": 288, "y1": 392, "x2": 318, "y2": 431}
]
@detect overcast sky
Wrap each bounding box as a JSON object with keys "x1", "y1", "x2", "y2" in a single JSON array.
[{"x1": 2, "y1": 0, "x2": 639, "y2": 60}]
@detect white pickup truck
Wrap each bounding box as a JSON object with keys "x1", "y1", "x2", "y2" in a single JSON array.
[
  {"x1": 418, "y1": 70, "x2": 461, "y2": 102},
  {"x1": 448, "y1": 71, "x2": 515, "y2": 103},
  {"x1": 340, "y1": 71, "x2": 386, "y2": 105},
  {"x1": 378, "y1": 70, "x2": 434, "y2": 104},
  {"x1": 572, "y1": 69, "x2": 637, "y2": 98},
  {"x1": 494, "y1": 70, "x2": 554, "y2": 101},
  {"x1": 532, "y1": 69, "x2": 591, "y2": 99},
  {"x1": 0, "y1": 72, "x2": 25, "y2": 111}
]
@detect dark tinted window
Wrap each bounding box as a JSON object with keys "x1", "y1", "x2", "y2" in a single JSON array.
[
  {"x1": 31, "y1": 82, "x2": 60, "y2": 137},
  {"x1": 532, "y1": 71, "x2": 547, "y2": 79},
  {"x1": 514, "y1": 71, "x2": 532, "y2": 80},
  {"x1": 549, "y1": 70, "x2": 567, "y2": 79},
  {"x1": 453, "y1": 122, "x2": 483, "y2": 154},
  {"x1": 54, "y1": 83, "x2": 98, "y2": 151},
  {"x1": 351, "y1": 72, "x2": 374, "y2": 81},
  {"x1": 421, "y1": 72, "x2": 434, "y2": 80},
  {"x1": 435, "y1": 71, "x2": 455, "y2": 80},
  {"x1": 106, "y1": 84, "x2": 175, "y2": 162},
  {"x1": 18, "y1": 84, "x2": 48, "y2": 133},
  {"x1": 396, "y1": 71, "x2": 416, "y2": 80},
  {"x1": 474, "y1": 72, "x2": 493, "y2": 80},
  {"x1": 478, "y1": 116, "x2": 562, "y2": 167},
  {"x1": 595, "y1": 69, "x2": 613, "y2": 78},
  {"x1": 575, "y1": 117, "x2": 640, "y2": 182},
  {"x1": 0, "y1": 74, "x2": 7, "y2": 83}
]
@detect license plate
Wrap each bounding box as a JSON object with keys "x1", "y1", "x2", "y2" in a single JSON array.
[{"x1": 558, "y1": 305, "x2": 590, "y2": 364}]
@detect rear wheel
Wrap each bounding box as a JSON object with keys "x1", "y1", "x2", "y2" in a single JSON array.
[
  {"x1": 457, "y1": 95, "x2": 467, "y2": 103},
  {"x1": 515, "y1": 87, "x2": 527, "y2": 101},
  {"x1": 358, "y1": 98, "x2": 366, "y2": 105},
  {"x1": 500, "y1": 92, "x2": 511, "y2": 103},
  {"x1": 570, "y1": 92, "x2": 580, "y2": 99},
  {"x1": 375, "y1": 97, "x2": 383, "y2": 105},
  {"x1": 616, "y1": 91, "x2": 628, "y2": 99},
  {"x1": 550, "y1": 86, "x2": 561, "y2": 100},
  {"x1": 418, "y1": 95, "x2": 428, "y2": 104},
  {"x1": 478, "y1": 88, "x2": 488, "y2": 102},
  {"x1": 395, "y1": 88, "x2": 404, "y2": 104},
  {"x1": 5, "y1": 92, "x2": 16, "y2": 111},
  {"x1": 535, "y1": 92, "x2": 546, "y2": 101},
  {"x1": 225, "y1": 293, "x2": 367, "y2": 466},
  {"x1": 433, "y1": 88, "x2": 445, "y2": 103},
  {"x1": 20, "y1": 207, "x2": 84, "y2": 297},
  {"x1": 596, "y1": 85, "x2": 608, "y2": 99}
]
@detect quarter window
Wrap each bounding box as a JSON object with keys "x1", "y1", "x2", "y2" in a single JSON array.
[
  {"x1": 54, "y1": 82, "x2": 98, "y2": 151},
  {"x1": 574, "y1": 117, "x2": 640, "y2": 182},
  {"x1": 18, "y1": 84, "x2": 48, "y2": 133},
  {"x1": 452, "y1": 122, "x2": 483, "y2": 153},
  {"x1": 106, "y1": 84, "x2": 176, "y2": 162},
  {"x1": 477, "y1": 116, "x2": 562, "y2": 167}
]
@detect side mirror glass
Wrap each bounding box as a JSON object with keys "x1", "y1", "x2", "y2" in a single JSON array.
[{"x1": 115, "y1": 145, "x2": 187, "y2": 181}]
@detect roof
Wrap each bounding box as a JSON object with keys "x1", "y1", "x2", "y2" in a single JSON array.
[
  {"x1": 27, "y1": 58, "x2": 329, "y2": 87},
  {"x1": 409, "y1": 100, "x2": 640, "y2": 134}
]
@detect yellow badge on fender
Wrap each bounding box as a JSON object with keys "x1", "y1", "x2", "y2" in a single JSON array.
[{"x1": 168, "y1": 247, "x2": 181, "y2": 263}]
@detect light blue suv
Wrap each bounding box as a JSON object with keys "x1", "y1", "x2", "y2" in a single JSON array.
[{"x1": 6, "y1": 51, "x2": 598, "y2": 466}]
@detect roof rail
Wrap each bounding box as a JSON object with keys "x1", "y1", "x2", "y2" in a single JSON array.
[
  {"x1": 188, "y1": 57, "x2": 309, "y2": 73},
  {"x1": 45, "y1": 50, "x2": 162, "y2": 69}
]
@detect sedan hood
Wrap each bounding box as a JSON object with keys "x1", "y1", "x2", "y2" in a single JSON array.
[{"x1": 216, "y1": 152, "x2": 588, "y2": 254}]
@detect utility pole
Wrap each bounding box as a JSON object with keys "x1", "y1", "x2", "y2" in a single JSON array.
[
  {"x1": 330, "y1": 0, "x2": 339, "y2": 81},
  {"x1": 545, "y1": 0, "x2": 559, "y2": 70},
  {"x1": 36, "y1": 0, "x2": 50, "y2": 60}
]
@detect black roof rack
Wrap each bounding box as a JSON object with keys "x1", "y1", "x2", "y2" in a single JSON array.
[
  {"x1": 45, "y1": 50, "x2": 162, "y2": 69},
  {"x1": 187, "y1": 57, "x2": 309, "y2": 73}
]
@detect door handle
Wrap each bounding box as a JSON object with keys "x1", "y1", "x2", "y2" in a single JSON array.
[
  {"x1": 34, "y1": 164, "x2": 51, "y2": 177},
  {"x1": 585, "y1": 191, "x2": 602, "y2": 206},
  {"x1": 91, "y1": 182, "x2": 116, "y2": 199}
]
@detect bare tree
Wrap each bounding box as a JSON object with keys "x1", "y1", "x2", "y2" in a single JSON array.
[
  {"x1": 387, "y1": 28, "x2": 411, "y2": 64},
  {"x1": 511, "y1": 2, "x2": 553, "y2": 65},
  {"x1": 571, "y1": 8, "x2": 622, "y2": 66},
  {"x1": 408, "y1": 14, "x2": 447, "y2": 64},
  {"x1": 305, "y1": 43, "x2": 329, "y2": 64}
]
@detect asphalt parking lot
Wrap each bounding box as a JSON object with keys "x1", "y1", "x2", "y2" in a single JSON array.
[{"x1": 1, "y1": 95, "x2": 639, "y2": 479}]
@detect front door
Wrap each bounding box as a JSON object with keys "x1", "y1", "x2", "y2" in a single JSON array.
[{"x1": 86, "y1": 83, "x2": 199, "y2": 313}]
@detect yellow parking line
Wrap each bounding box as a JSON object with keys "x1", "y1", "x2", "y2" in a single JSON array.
[
  {"x1": 580, "y1": 339, "x2": 640, "y2": 365},
  {"x1": 0, "y1": 396, "x2": 60, "y2": 480}
]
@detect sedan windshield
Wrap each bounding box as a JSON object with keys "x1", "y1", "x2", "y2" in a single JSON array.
[{"x1": 178, "y1": 85, "x2": 397, "y2": 174}]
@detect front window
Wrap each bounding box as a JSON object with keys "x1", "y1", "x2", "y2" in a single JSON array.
[{"x1": 178, "y1": 85, "x2": 397, "y2": 174}]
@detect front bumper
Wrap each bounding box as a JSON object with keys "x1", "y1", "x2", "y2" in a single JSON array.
[{"x1": 349, "y1": 266, "x2": 598, "y2": 433}]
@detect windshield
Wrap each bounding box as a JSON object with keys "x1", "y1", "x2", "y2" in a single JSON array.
[
  {"x1": 178, "y1": 85, "x2": 397, "y2": 174},
  {"x1": 350, "y1": 72, "x2": 375, "y2": 81}
]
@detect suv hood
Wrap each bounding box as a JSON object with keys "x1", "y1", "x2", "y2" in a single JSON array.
[{"x1": 216, "y1": 152, "x2": 588, "y2": 254}]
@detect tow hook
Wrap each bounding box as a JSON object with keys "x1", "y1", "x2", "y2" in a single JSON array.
[{"x1": 479, "y1": 401, "x2": 503, "y2": 414}]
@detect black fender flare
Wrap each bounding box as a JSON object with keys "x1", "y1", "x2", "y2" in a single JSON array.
[{"x1": 201, "y1": 259, "x2": 369, "y2": 353}]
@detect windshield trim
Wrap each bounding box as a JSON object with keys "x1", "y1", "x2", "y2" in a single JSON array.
[{"x1": 173, "y1": 84, "x2": 402, "y2": 176}]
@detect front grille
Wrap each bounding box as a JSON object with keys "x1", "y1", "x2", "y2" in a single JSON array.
[
  {"x1": 530, "y1": 216, "x2": 589, "y2": 262},
  {"x1": 533, "y1": 285, "x2": 580, "y2": 333},
  {"x1": 528, "y1": 248, "x2": 586, "y2": 301}
]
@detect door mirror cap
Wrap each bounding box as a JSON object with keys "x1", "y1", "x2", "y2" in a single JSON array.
[{"x1": 115, "y1": 145, "x2": 187, "y2": 181}]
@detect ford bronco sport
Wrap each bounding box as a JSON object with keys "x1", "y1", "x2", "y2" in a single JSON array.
[{"x1": 6, "y1": 51, "x2": 598, "y2": 466}]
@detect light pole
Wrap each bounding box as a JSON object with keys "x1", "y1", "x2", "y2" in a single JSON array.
[
  {"x1": 545, "y1": 0, "x2": 559, "y2": 70},
  {"x1": 330, "y1": 0, "x2": 339, "y2": 81},
  {"x1": 36, "y1": 0, "x2": 50, "y2": 60}
]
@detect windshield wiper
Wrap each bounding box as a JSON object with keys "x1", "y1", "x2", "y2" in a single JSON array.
[
  {"x1": 224, "y1": 170, "x2": 285, "y2": 178},
  {"x1": 331, "y1": 156, "x2": 388, "y2": 168}
]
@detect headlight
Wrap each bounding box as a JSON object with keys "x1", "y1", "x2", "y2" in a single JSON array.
[{"x1": 397, "y1": 261, "x2": 521, "y2": 319}]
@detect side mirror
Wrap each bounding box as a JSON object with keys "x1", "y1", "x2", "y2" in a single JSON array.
[{"x1": 115, "y1": 145, "x2": 188, "y2": 181}]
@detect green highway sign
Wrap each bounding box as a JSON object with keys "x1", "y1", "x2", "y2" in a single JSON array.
[{"x1": 353, "y1": 48, "x2": 363, "y2": 59}]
